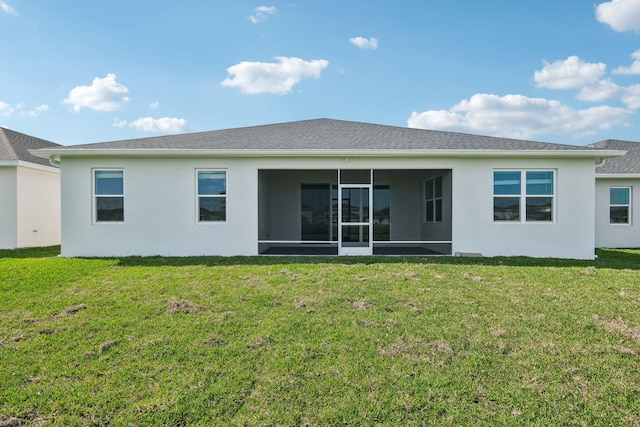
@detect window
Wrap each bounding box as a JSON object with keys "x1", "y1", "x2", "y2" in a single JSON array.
[
  {"x1": 197, "y1": 170, "x2": 226, "y2": 222},
  {"x1": 494, "y1": 170, "x2": 554, "y2": 222},
  {"x1": 425, "y1": 176, "x2": 443, "y2": 222},
  {"x1": 610, "y1": 187, "x2": 631, "y2": 224},
  {"x1": 373, "y1": 185, "x2": 390, "y2": 241},
  {"x1": 301, "y1": 184, "x2": 331, "y2": 241},
  {"x1": 94, "y1": 170, "x2": 124, "y2": 223}
]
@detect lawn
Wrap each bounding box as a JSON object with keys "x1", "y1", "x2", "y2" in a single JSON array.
[{"x1": 1, "y1": 247, "x2": 639, "y2": 426}]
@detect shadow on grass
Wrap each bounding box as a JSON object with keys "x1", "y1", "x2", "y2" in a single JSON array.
[
  {"x1": 111, "y1": 248, "x2": 640, "y2": 270},
  {"x1": 1, "y1": 246, "x2": 638, "y2": 270},
  {"x1": 0, "y1": 246, "x2": 60, "y2": 259}
]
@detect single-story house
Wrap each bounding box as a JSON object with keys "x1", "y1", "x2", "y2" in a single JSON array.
[
  {"x1": 1, "y1": 127, "x2": 61, "y2": 249},
  {"x1": 32, "y1": 118, "x2": 625, "y2": 259},
  {"x1": 591, "y1": 139, "x2": 640, "y2": 248}
]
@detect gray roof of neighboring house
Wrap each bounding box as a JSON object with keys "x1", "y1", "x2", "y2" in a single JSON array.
[
  {"x1": 591, "y1": 139, "x2": 640, "y2": 174},
  {"x1": 0, "y1": 127, "x2": 61, "y2": 167},
  {"x1": 39, "y1": 119, "x2": 607, "y2": 153}
]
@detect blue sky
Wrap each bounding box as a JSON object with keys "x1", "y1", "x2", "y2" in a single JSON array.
[{"x1": 2, "y1": 1, "x2": 640, "y2": 145}]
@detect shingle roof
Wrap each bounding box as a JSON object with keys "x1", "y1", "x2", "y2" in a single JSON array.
[
  {"x1": 591, "y1": 139, "x2": 640, "y2": 174},
  {"x1": 56, "y1": 119, "x2": 601, "y2": 152},
  {"x1": 0, "y1": 127, "x2": 61, "y2": 167}
]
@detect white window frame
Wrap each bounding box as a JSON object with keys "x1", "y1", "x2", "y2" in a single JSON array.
[
  {"x1": 493, "y1": 169, "x2": 556, "y2": 223},
  {"x1": 92, "y1": 169, "x2": 124, "y2": 224},
  {"x1": 425, "y1": 176, "x2": 443, "y2": 223},
  {"x1": 196, "y1": 169, "x2": 227, "y2": 224},
  {"x1": 609, "y1": 186, "x2": 631, "y2": 225}
]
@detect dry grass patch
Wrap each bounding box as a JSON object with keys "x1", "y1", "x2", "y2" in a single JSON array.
[
  {"x1": 593, "y1": 315, "x2": 640, "y2": 344},
  {"x1": 404, "y1": 301, "x2": 421, "y2": 312},
  {"x1": 490, "y1": 328, "x2": 507, "y2": 338},
  {"x1": 0, "y1": 416, "x2": 25, "y2": 427},
  {"x1": 246, "y1": 336, "x2": 271, "y2": 348},
  {"x1": 98, "y1": 339, "x2": 118, "y2": 353},
  {"x1": 212, "y1": 310, "x2": 236, "y2": 322},
  {"x1": 54, "y1": 303, "x2": 86, "y2": 318},
  {"x1": 293, "y1": 297, "x2": 316, "y2": 313},
  {"x1": 462, "y1": 272, "x2": 484, "y2": 282},
  {"x1": 165, "y1": 296, "x2": 203, "y2": 314},
  {"x1": 379, "y1": 335, "x2": 454, "y2": 362},
  {"x1": 352, "y1": 299, "x2": 373, "y2": 310}
]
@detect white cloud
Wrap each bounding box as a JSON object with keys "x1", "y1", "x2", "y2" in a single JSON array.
[
  {"x1": 62, "y1": 73, "x2": 130, "y2": 112},
  {"x1": 407, "y1": 93, "x2": 631, "y2": 140},
  {"x1": 149, "y1": 100, "x2": 160, "y2": 109},
  {"x1": 24, "y1": 104, "x2": 51, "y2": 117},
  {"x1": 112, "y1": 117, "x2": 127, "y2": 128},
  {"x1": 613, "y1": 49, "x2": 640, "y2": 74},
  {"x1": 596, "y1": 0, "x2": 640, "y2": 32},
  {"x1": 0, "y1": 101, "x2": 13, "y2": 116},
  {"x1": 576, "y1": 79, "x2": 623, "y2": 102},
  {"x1": 250, "y1": 5, "x2": 277, "y2": 23},
  {"x1": 221, "y1": 56, "x2": 329, "y2": 94},
  {"x1": 0, "y1": 102, "x2": 50, "y2": 117},
  {"x1": 0, "y1": 1, "x2": 17, "y2": 15},
  {"x1": 129, "y1": 117, "x2": 188, "y2": 133},
  {"x1": 621, "y1": 84, "x2": 640, "y2": 109},
  {"x1": 534, "y1": 56, "x2": 606, "y2": 89},
  {"x1": 349, "y1": 37, "x2": 379, "y2": 50}
]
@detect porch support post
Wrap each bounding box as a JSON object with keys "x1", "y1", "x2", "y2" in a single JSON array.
[{"x1": 337, "y1": 169, "x2": 342, "y2": 247}]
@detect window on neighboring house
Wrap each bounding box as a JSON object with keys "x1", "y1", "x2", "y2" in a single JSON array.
[
  {"x1": 94, "y1": 169, "x2": 124, "y2": 223},
  {"x1": 610, "y1": 187, "x2": 631, "y2": 224},
  {"x1": 425, "y1": 176, "x2": 443, "y2": 222},
  {"x1": 494, "y1": 170, "x2": 554, "y2": 222},
  {"x1": 197, "y1": 170, "x2": 226, "y2": 222}
]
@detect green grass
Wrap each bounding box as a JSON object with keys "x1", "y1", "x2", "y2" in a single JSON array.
[{"x1": 1, "y1": 247, "x2": 639, "y2": 426}]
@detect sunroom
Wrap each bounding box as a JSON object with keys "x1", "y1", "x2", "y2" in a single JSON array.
[{"x1": 257, "y1": 169, "x2": 452, "y2": 255}]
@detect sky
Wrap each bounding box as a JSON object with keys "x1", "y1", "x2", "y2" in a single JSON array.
[{"x1": 2, "y1": 1, "x2": 640, "y2": 146}]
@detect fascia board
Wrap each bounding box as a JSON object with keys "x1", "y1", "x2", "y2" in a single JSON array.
[
  {"x1": 30, "y1": 148, "x2": 627, "y2": 160},
  {"x1": 596, "y1": 173, "x2": 640, "y2": 179},
  {"x1": 1, "y1": 160, "x2": 60, "y2": 173}
]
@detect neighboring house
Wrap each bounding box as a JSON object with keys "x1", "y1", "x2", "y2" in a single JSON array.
[
  {"x1": 591, "y1": 139, "x2": 640, "y2": 248},
  {"x1": 0, "y1": 127, "x2": 61, "y2": 249},
  {"x1": 32, "y1": 119, "x2": 624, "y2": 259}
]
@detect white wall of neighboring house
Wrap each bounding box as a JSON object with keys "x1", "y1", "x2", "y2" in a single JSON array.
[
  {"x1": 16, "y1": 164, "x2": 61, "y2": 248},
  {"x1": 595, "y1": 178, "x2": 640, "y2": 248},
  {"x1": 59, "y1": 154, "x2": 599, "y2": 259},
  {"x1": 0, "y1": 166, "x2": 18, "y2": 249}
]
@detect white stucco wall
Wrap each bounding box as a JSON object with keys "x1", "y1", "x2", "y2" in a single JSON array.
[
  {"x1": 451, "y1": 158, "x2": 596, "y2": 259},
  {"x1": 0, "y1": 167, "x2": 18, "y2": 249},
  {"x1": 61, "y1": 157, "x2": 258, "y2": 257},
  {"x1": 595, "y1": 178, "x2": 640, "y2": 248},
  {"x1": 16, "y1": 165, "x2": 61, "y2": 248},
  {"x1": 59, "y1": 155, "x2": 598, "y2": 259}
]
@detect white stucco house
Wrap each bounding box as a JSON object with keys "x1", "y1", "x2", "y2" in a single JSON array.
[
  {"x1": 32, "y1": 119, "x2": 625, "y2": 259},
  {"x1": 591, "y1": 139, "x2": 640, "y2": 249},
  {"x1": 1, "y1": 127, "x2": 61, "y2": 249}
]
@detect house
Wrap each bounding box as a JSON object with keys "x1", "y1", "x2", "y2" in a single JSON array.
[
  {"x1": 591, "y1": 139, "x2": 640, "y2": 248},
  {"x1": 0, "y1": 127, "x2": 61, "y2": 249},
  {"x1": 31, "y1": 119, "x2": 624, "y2": 259}
]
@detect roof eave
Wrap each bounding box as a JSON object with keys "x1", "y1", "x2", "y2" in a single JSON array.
[
  {"x1": 31, "y1": 148, "x2": 627, "y2": 160},
  {"x1": 596, "y1": 173, "x2": 640, "y2": 179},
  {"x1": 0, "y1": 159, "x2": 60, "y2": 172}
]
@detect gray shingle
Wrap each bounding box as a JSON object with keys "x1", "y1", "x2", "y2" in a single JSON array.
[
  {"x1": 59, "y1": 119, "x2": 601, "y2": 152},
  {"x1": 591, "y1": 139, "x2": 640, "y2": 174},
  {"x1": 0, "y1": 127, "x2": 61, "y2": 167}
]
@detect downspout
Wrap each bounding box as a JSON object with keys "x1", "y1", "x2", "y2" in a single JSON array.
[
  {"x1": 594, "y1": 157, "x2": 606, "y2": 167},
  {"x1": 49, "y1": 156, "x2": 61, "y2": 168}
]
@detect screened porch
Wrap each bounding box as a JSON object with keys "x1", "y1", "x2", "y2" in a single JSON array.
[{"x1": 257, "y1": 169, "x2": 452, "y2": 255}]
